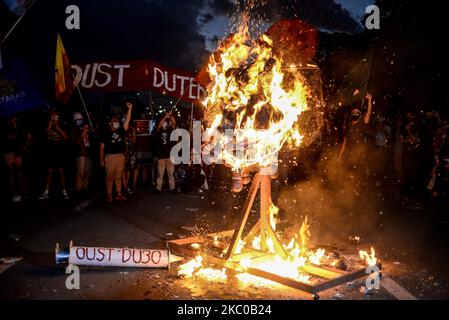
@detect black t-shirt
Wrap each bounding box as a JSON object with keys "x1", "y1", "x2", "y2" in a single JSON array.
[
  {"x1": 345, "y1": 121, "x2": 369, "y2": 147},
  {"x1": 1, "y1": 127, "x2": 25, "y2": 154},
  {"x1": 101, "y1": 127, "x2": 126, "y2": 154},
  {"x1": 156, "y1": 127, "x2": 173, "y2": 159}
]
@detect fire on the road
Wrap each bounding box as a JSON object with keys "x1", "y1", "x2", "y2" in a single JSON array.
[
  {"x1": 178, "y1": 216, "x2": 377, "y2": 286},
  {"x1": 202, "y1": 14, "x2": 308, "y2": 172},
  {"x1": 178, "y1": 15, "x2": 377, "y2": 288}
]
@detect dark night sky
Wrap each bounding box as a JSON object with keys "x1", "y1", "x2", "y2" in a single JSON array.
[
  {"x1": 2, "y1": 0, "x2": 440, "y2": 113},
  {"x1": 1, "y1": 0, "x2": 365, "y2": 75}
]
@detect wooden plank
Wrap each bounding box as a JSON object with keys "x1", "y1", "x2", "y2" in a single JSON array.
[
  {"x1": 313, "y1": 264, "x2": 382, "y2": 293},
  {"x1": 246, "y1": 267, "x2": 316, "y2": 294},
  {"x1": 167, "y1": 229, "x2": 234, "y2": 246},
  {"x1": 243, "y1": 221, "x2": 260, "y2": 244},
  {"x1": 259, "y1": 175, "x2": 270, "y2": 253},
  {"x1": 264, "y1": 224, "x2": 288, "y2": 259},
  {"x1": 225, "y1": 174, "x2": 261, "y2": 259},
  {"x1": 229, "y1": 251, "x2": 269, "y2": 263},
  {"x1": 301, "y1": 264, "x2": 344, "y2": 279}
]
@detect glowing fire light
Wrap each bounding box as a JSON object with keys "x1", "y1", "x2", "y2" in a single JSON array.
[
  {"x1": 178, "y1": 255, "x2": 228, "y2": 283},
  {"x1": 202, "y1": 14, "x2": 309, "y2": 172},
  {"x1": 177, "y1": 15, "x2": 379, "y2": 289},
  {"x1": 359, "y1": 247, "x2": 377, "y2": 266}
]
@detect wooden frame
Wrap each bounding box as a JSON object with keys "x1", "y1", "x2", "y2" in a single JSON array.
[{"x1": 168, "y1": 173, "x2": 382, "y2": 299}]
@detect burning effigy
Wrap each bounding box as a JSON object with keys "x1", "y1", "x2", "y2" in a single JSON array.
[{"x1": 171, "y1": 16, "x2": 380, "y2": 299}]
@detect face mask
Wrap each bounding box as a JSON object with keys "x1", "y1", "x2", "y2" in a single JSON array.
[{"x1": 112, "y1": 122, "x2": 120, "y2": 130}]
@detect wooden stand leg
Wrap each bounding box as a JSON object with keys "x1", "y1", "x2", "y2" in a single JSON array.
[
  {"x1": 225, "y1": 174, "x2": 261, "y2": 259},
  {"x1": 226, "y1": 173, "x2": 287, "y2": 260}
]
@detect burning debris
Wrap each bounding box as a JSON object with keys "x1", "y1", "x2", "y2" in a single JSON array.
[{"x1": 172, "y1": 15, "x2": 380, "y2": 298}]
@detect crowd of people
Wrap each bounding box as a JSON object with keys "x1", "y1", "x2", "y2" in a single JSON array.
[
  {"x1": 323, "y1": 95, "x2": 449, "y2": 209},
  {"x1": 1, "y1": 97, "x2": 448, "y2": 212},
  {"x1": 0, "y1": 102, "x2": 183, "y2": 203}
]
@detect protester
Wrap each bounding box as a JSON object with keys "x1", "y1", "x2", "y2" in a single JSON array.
[
  {"x1": 39, "y1": 111, "x2": 70, "y2": 200},
  {"x1": 123, "y1": 125, "x2": 137, "y2": 194},
  {"x1": 400, "y1": 116, "x2": 421, "y2": 196},
  {"x1": 337, "y1": 93, "x2": 373, "y2": 172},
  {"x1": 393, "y1": 114, "x2": 404, "y2": 180},
  {"x1": 155, "y1": 111, "x2": 176, "y2": 194},
  {"x1": 1, "y1": 116, "x2": 26, "y2": 202},
  {"x1": 428, "y1": 118, "x2": 449, "y2": 202},
  {"x1": 100, "y1": 102, "x2": 133, "y2": 202},
  {"x1": 373, "y1": 116, "x2": 392, "y2": 177},
  {"x1": 72, "y1": 112, "x2": 93, "y2": 196},
  {"x1": 134, "y1": 115, "x2": 154, "y2": 190}
]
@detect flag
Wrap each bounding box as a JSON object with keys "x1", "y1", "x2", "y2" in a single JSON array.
[
  {"x1": 0, "y1": 59, "x2": 46, "y2": 117},
  {"x1": 55, "y1": 33, "x2": 74, "y2": 104},
  {"x1": 3, "y1": 0, "x2": 32, "y2": 16}
]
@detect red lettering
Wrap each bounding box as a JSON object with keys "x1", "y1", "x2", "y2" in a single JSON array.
[
  {"x1": 86, "y1": 247, "x2": 96, "y2": 261},
  {"x1": 151, "y1": 251, "x2": 162, "y2": 265},
  {"x1": 141, "y1": 250, "x2": 151, "y2": 264},
  {"x1": 76, "y1": 247, "x2": 85, "y2": 260},
  {"x1": 132, "y1": 249, "x2": 142, "y2": 264},
  {"x1": 107, "y1": 248, "x2": 114, "y2": 262},
  {"x1": 122, "y1": 249, "x2": 131, "y2": 263},
  {"x1": 96, "y1": 248, "x2": 105, "y2": 262}
]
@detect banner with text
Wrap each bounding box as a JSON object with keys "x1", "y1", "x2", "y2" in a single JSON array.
[
  {"x1": 71, "y1": 60, "x2": 205, "y2": 104},
  {"x1": 0, "y1": 59, "x2": 46, "y2": 117}
]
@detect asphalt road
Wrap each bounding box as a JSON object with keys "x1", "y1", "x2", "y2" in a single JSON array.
[{"x1": 0, "y1": 183, "x2": 448, "y2": 300}]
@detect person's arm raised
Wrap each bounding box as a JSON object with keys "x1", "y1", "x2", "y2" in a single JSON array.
[
  {"x1": 124, "y1": 102, "x2": 133, "y2": 131},
  {"x1": 364, "y1": 93, "x2": 373, "y2": 124},
  {"x1": 100, "y1": 143, "x2": 105, "y2": 167}
]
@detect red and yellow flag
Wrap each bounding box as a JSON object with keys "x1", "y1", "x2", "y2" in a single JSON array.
[{"x1": 55, "y1": 33, "x2": 74, "y2": 104}]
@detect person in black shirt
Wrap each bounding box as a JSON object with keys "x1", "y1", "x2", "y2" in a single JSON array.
[
  {"x1": 100, "y1": 102, "x2": 133, "y2": 202},
  {"x1": 155, "y1": 111, "x2": 176, "y2": 193},
  {"x1": 38, "y1": 111, "x2": 70, "y2": 200},
  {"x1": 1, "y1": 116, "x2": 26, "y2": 202},
  {"x1": 338, "y1": 93, "x2": 373, "y2": 169}
]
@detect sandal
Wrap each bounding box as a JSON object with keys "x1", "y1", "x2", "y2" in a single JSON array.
[{"x1": 106, "y1": 194, "x2": 113, "y2": 202}]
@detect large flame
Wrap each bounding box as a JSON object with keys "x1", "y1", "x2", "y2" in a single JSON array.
[
  {"x1": 178, "y1": 16, "x2": 378, "y2": 290},
  {"x1": 202, "y1": 15, "x2": 309, "y2": 172},
  {"x1": 359, "y1": 247, "x2": 377, "y2": 267}
]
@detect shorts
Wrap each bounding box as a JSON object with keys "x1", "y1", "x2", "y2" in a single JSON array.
[
  {"x1": 47, "y1": 143, "x2": 66, "y2": 169},
  {"x1": 136, "y1": 151, "x2": 152, "y2": 165}
]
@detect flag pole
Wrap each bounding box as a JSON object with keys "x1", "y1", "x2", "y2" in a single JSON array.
[
  {"x1": 360, "y1": 43, "x2": 376, "y2": 110},
  {"x1": 75, "y1": 79, "x2": 93, "y2": 127},
  {"x1": 70, "y1": 72, "x2": 92, "y2": 127},
  {"x1": 1, "y1": 0, "x2": 37, "y2": 46}
]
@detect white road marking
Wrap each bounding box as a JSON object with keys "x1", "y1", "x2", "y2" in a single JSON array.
[{"x1": 382, "y1": 275, "x2": 418, "y2": 300}]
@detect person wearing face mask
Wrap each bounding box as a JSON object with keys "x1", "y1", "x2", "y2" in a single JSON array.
[
  {"x1": 71, "y1": 112, "x2": 93, "y2": 196},
  {"x1": 100, "y1": 102, "x2": 133, "y2": 202},
  {"x1": 338, "y1": 93, "x2": 373, "y2": 165},
  {"x1": 154, "y1": 111, "x2": 176, "y2": 194},
  {"x1": 39, "y1": 111, "x2": 70, "y2": 200}
]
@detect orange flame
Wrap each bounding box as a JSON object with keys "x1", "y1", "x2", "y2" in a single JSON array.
[{"x1": 202, "y1": 15, "x2": 309, "y2": 172}]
